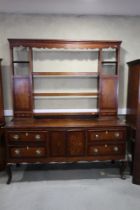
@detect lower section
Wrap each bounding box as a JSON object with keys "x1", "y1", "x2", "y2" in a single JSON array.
[{"x1": 5, "y1": 118, "x2": 127, "y2": 183}]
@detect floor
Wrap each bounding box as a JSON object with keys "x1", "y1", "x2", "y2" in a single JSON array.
[{"x1": 0, "y1": 162, "x2": 140, "y2": 210}]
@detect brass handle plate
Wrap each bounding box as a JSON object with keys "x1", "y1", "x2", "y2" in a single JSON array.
[
  {"x1": 93, "y1": 148, "x2": 99, "y2": 153},
  {"x1": 13, "y1": 134, "x2": 19, "y2": 140},
  {"x1": 114, "y1": 132, "x2": 120, "y2": 138},
  {"x1": 35, "y1": 134, "x2": 41, "y2": 140},
  {"x1": 14, "y1": 149, "x2": 20, "y2": 155},
  {"x1": 114, "y1": 146, "x2": 119, "y2": 152},
  {"x1": 36, "y1": 149, "x2": 41, "y2": 155}
]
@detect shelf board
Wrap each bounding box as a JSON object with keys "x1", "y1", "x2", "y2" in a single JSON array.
[
  {"x1": 32, "y1": 72, "x2": 98, "y2": 77},
  {"x1": 13, "y1": 61, "x2": 30, "y2": 64},
  {"x1": 102, "y1": 61, "x2": 117, "y2": 64},
  {"x1": 33, "y1": 112, "x2": 98, "y2": 117},
  {"x1": 33, "y1": 92, "x2": 99, "y2": 97},
  {"x1": 33, "y1": 108, "x2": 99, "y2": 117}
]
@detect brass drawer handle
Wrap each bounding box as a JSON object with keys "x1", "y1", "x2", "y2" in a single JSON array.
[
  {"x1": 36, "y1": 149, "x2": 42, "y2": 155},
  {"x1": 114, "y1": 132, "x2": 120, "y2": 138},
  {"x1": 95, "y1": 134, "x2": 99, "y2": 138},
  {"x1": 13, "y1": 134, "x2": 19, "y2": 140},
  {"x1": 14, "y1": 149, "x2": 20, "y2": 155},
  {"x1": 35, "y1": 134, "x2": 41, "y2": 140},
  {"x1": 114, "y1": 146, "x2": 119, "y2": 152},
  {"x1": 93, "y1": 148, "x2": 99, "y2": 153}
]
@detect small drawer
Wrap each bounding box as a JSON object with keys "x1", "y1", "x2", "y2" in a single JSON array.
[
  {"x1": 10, "y1": 147, "x2": 46, "y2": 158},
  {"x1": 87, "y1": 144, "x2": 124, "y2": 156},
  {"x1": 88, "y1": 130, "x2": 124, "y2": 142},
  {"x1": 8, "y1": 131, "x2": 46, "y2": 142}
]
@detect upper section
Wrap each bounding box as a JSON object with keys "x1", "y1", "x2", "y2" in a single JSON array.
[{"x1": 8, "y1": 39, "x2": 122, "y2": 118}]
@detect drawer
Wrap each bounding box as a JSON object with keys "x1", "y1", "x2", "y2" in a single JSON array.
[
  {"x1": 88, "y1": 130, "x2": 124, "y2": 142},
  {"x1": 87, "y1": 144, "x2": 125, "y2": 156},
  {"x1": 10, "y1": 147, "x2": 46, "y2": 158},
  {"x1": 7, "y1": 131, "x2": 46, "y2": 142}
]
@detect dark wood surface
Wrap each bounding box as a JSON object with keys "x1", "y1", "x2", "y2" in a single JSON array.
[
  {"x1": 6, "y1": 118, "x2": 126, "y2": 128},
  {"x1": 127, "y1": 60, "x2": 140, "y2": 184}
]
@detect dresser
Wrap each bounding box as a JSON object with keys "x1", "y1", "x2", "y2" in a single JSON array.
[{"x1": 5, "y1": 39, "x2": 127, "y2": 183}]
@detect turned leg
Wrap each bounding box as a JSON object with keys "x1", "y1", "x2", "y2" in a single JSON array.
[
  {"x1": 111, "y1": 160, "x2": 115, "y2": 164},
  {"x1": 6, "y1": 165, "x2": 12, "y2": 184},
  {"x1": 120, "y1": 161, "x2": 127, "y2": 179},
  {"x1": 16, "y1": 163, "x2": 20, "y2": 167}
]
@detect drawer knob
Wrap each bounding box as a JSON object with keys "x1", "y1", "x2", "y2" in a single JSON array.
[
  {"x1": 104, "y1": 144, "x2": 108, "y2": 148},
  {"x1": 95, "y1": 134, "x2": 99, "y2": 138},
  {"x1": 114, "y1": 132, "x2": 120, "y2": 138},
  {"x1": 93, "y1": 148, "x2": 99, "y2": 153},
  {"x1": 36, "y1": 149, "x2": 41, "y2": 155},
  {"x1": 114, "y1": 146, "x2": 119, "y2": 152},
  {"x1": 35, "y1": 134, "x2": 41, "y2": 140},
  {"x1": 25, "y1": 132, "x2": 29, "y2": 136},
  {"x1": 14, "y1": 149, "x2": 20, "y2": 155},
  {"x1": 13, "y1": 134, "x2": 19, "y2": 140}
]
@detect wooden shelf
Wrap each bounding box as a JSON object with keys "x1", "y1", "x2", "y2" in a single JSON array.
[
  {"x1": 13, "y1": 61, "x2": 29, "y2": 64},
  {"x1": 32, "y1": 72, "x2": 98, "y2": 77},
  {"x1": 33, "y1": 111, "x2": 98, "y2": 117},
  {"x1": 102, "y1": 61, "x2": 117, "y2": 64},
  {"x1": 33, "y1": 92, "x2": 99, "y2": 97}
]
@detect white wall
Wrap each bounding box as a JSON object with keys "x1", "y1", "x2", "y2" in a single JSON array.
[{"x1": 0, "y1": 13, "x2": 140, "y2": 115}]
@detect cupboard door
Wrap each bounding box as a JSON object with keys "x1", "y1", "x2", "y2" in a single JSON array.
[
  {"x1": 13, "y1": 77, "x2": 32, "y2": 117},
  {"x1": 67, "y1": 130, "x2": 85, "y2": 156},
  {"x1": 99, "y1": 76, "x2": 118, "y2": 117},
  {"x1": 49, "y1": 131, "x2": 66, "y2": 157}
]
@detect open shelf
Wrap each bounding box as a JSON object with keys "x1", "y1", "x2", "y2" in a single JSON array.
[
  {"x1": 32, "y1": 72, "x2": 98, "y2": 77},
  {"x1": 12, "y1": 61, "x2": 30, "y2": 64},
  {"x1": 33, "y1": 92, "x2": 99, "y2": 97}
]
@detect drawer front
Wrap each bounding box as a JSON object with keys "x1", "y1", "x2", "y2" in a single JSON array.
[
  {"x1": 10, "y1": 147, "x2": 46, "y2": 158},
  {"x1": 87, "y1": 144, "x2": 125, "y2": 156},
  {"x1": 8, "y1": 131, "x2": 46, "y2": 142},
  {"x1": 88, "y1": 130, "x2": 124, "y2": 142}
]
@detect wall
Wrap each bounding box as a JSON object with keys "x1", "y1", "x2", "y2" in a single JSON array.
[{"x1": 0, "y1": 13, "x2": 140, "y2": 116}]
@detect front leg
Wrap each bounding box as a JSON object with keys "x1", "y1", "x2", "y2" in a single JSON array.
[
  {"x1": 120, "y1": 160, "x2": 127, "y2": 179},
  {"x1": 6, "y1": 165, "x2": 12, "y2": 184}
]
